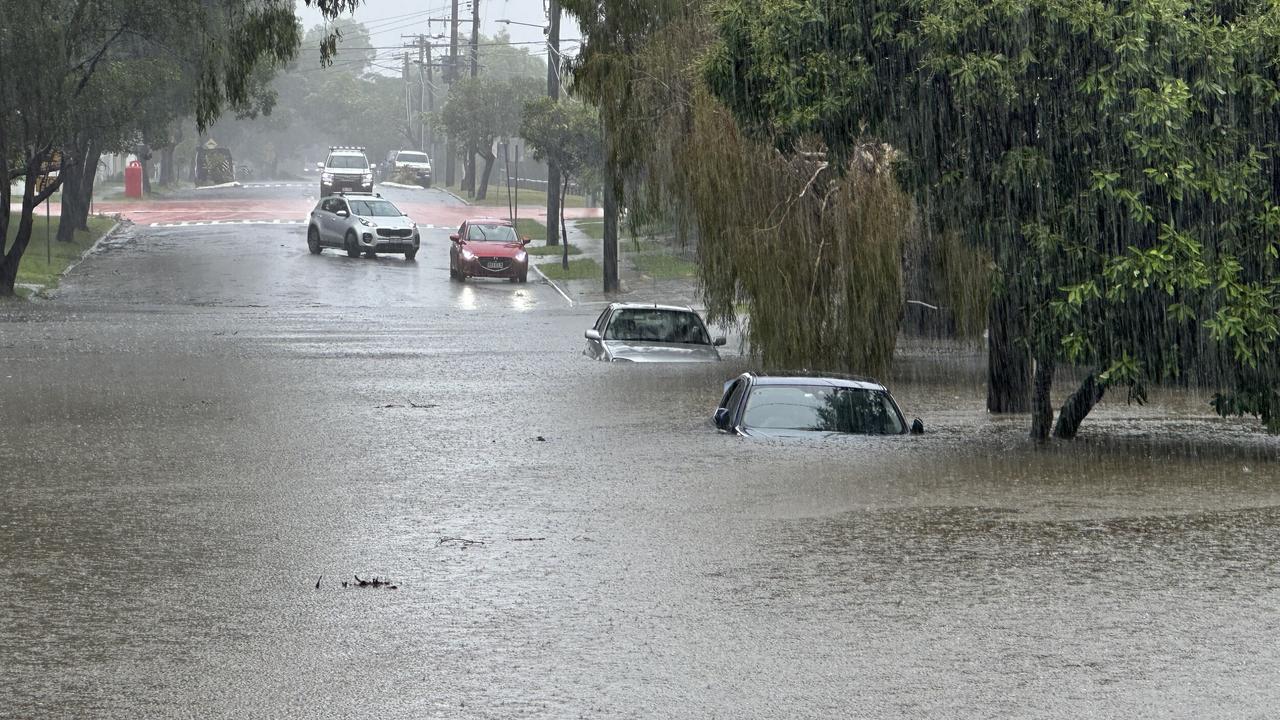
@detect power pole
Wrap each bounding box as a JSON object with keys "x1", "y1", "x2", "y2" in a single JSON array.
[
  {"x1": 417, "y1": 36, "x2": 427, "y2": 152},
  {"x1": 424, "y1": 42, "x2": 435, "y2": 157},
  {"x1": 470, "y1": 0, "x2": 480, "y2": 79},
  {"x1": 464, "y1": 0, "x2": 481, "y2": 196},
  {"x1": 446, "y1": 0, "x2": 460, "y2": 187},
  {"x1": 403, "y1": 52, "x2": 412, "y2": 149},
  {"x1": 546, "y1": 0, "x2": 562, "y2": 250},
  {"x1": 602, "y1": 113, "x2": 619, "y2": 293}
]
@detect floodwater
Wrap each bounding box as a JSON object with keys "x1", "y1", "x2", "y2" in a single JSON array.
[{"x1": 3, "y1": 188, "x2": 1279, "y2": 718}]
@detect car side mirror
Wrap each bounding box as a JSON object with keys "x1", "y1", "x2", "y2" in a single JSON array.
[
  {"x1": 911, "y1": 418, "x2": 925, "y2": 435},
  {"x1": 713, "y1": 407, "x2": 730, "y2": 429},
  {"x1": 335, "y1": 210, "x2": 349, "y2": 218},
  {"x1": 584, "y1": 329, "x2": 602, "y2": 341},
  {"x1": 315, "y1": 162, "x2": 324, "y2": 169},
  {"x1": 449, "y1": 233, "x2": 460, "y2": 242},
  {"x1": 713, "y1": 337, "x2": 727, "y2": 347},
  {"x1": 521, "y1": 236, "x2": 531, "y2": 245}
]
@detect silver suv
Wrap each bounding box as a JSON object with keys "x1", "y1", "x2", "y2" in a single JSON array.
[
  {"x1": 320, "y1": 146, "x2": 373, "y2": 196},
  {"x1": 307, "y1": 192, "x2": 420, "y2": 261}
]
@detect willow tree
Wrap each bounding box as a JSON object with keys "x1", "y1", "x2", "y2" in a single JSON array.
[
  {"x1": 560, "y1": 0, "x2": 911, "y2": 374},
  {"x1": 707, "y1": 0, "x2": 1280, "y2": 438}
]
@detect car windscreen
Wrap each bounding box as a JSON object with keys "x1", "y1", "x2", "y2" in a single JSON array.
[
  {"x1": 466, "y1": 224, "x2": 518, "y2": 242},
  {"x1": 604, "y1": 309, "x2": 710, "y2": 345},
  {"x1": 327, "y1": 155, "x2": 368, "y2": 169},
  {"x1": 348, "y1": 200, "x2": 401, "y2": 217},
  {"x1": 396, "y1": 152, "x2": 429, "y2": 163},
  {"x1": 741, "y1": 385, "x2": 904, "y2": 434}
]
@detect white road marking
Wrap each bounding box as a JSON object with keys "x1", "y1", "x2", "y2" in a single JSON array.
[
  {"x1": 149, "y1": 220, "x2": 306, "y2": 227},
  {"x1": 147, "y1": 220, "x2": 448, "y2": 229}
]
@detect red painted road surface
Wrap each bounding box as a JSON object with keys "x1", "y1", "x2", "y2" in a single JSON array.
[{"x1": 11, "y1": 192, "x2": 602, "y2": 228}]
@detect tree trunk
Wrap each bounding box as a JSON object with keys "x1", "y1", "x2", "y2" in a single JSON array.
[
  {"x1": 76, "y1": 146, "x2": 102, "y2": 231},
  {"x1": 602, "y1": 166, "x2": 620, "y2": 293},
  {"x1": 1, "y1": 159, "x2": 60, "y2": 295},
  {"x1": 462, "y1": 146, "x2": 476, "y2": 195},
  {"x1": 474, "y1": 149, "x2": 496, "y2": 201},
  {"x1": 159, "y1": 146, "x2": 176, "y2": 185},
  {"x1": 547, "y1": 160, "x2": 561, "y2": 247},
  {"x1": 57, "y1": 149, "x2": 83, "y2": 243},
  {"x1": 56, "y1": 140, "x2": 99, "y2": 241},
  {"x1": 560, "y1": 174, "x2": 571, "y2": 270},
  {"x1": 987, "y1": 293, "x2": 1031, "y2": 413},
  {"x1": 1029, "y1": 357, "x2": 1055, "y2": 441},
  {"x1": 1053, "y1": 373, "x2": 1106, "y2": 439}
]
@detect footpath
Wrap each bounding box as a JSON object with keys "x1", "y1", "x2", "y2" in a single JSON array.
[{"x1": 532, "y1": 218, "x2": 702, "y2": 309}]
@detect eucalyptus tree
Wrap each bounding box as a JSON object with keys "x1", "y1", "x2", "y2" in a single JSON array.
[
  {"x1": 1, "y1": 0, "x2": 359, "y2": 296},
  {"x1": 439, "y1": 76, "x2": 542, "y2": 201},
  {"x1": 706, "y1": 0, "x2": 1280, "y2": 438},
  {"x1": 521, "y1": 97, "x2": 603, "y2": 269}
]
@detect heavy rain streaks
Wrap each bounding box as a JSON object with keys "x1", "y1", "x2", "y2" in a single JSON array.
[{"x1": 5, "y1": 0, "x2": 1280, "y2": 718}]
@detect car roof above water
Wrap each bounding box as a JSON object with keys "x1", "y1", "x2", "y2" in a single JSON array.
[
  {"x1": 608, "y1": 302, "x2": 698, "y2": 313},
  {"x1": 749, "y1": 373, "x2": 888, "y2": 392}
]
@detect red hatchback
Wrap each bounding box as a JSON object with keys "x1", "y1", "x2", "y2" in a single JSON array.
[{"x1": 449, "y1": 218, "x2": 531, "y2": 283}]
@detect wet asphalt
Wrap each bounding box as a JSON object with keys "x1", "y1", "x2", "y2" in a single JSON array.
[{"x1": 3, "y1": 186, "x2": 1280, "y2": 718}]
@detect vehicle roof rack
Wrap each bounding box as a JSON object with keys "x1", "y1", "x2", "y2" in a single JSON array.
[
  {"x1": 337, "y1": 190, "x2": 378, "y2": 197},
  {"x1": 329, "y1": 145, "x2": 366, "y2": 152}
]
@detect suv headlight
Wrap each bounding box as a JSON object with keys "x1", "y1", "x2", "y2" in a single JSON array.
[
  {"x1": 362, "y1": 173, "x2": 373, "y2": 183},
  {"x1": 322, "y1": 172, "x2": 333, "y2": 181},
  {"x1": 514, "y1": 251, "x2": 527, "y2": 263},
  {"x1": 358, "y1": 217, "x2": 375, "y2": 227},
  {"x1": 461, "y1": 249, "x2": 475, "y2": 261}
]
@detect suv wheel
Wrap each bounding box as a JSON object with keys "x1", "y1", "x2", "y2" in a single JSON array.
[
  {"x1": 320, "y1": 183, "x2": 330, "y2": 197},
  {"x1": 345, "y1": 231, "x2": 361, "y2": 258},
  {"x1": 405, "y1": 249, "x2": 417, "y2": 261},
  {"x1": 307, "y1": 226, "x2": 322, "y2": 255}
]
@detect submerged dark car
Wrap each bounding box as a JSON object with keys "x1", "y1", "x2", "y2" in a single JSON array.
[{"x1": 713, "y1": 373, "x2": 924, "y2": 437}]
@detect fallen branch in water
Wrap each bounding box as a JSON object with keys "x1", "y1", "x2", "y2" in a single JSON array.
[
  {"x1": 341, "y1": 574, "x2": 399, "y2": 589},
  {"x1": 438, "y1": 537, "x2": 485, "y2": 547}
]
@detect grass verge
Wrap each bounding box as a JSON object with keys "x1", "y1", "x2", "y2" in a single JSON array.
[
  {"x1": 631, "y1": 252, "x2": 697, "y2": 279},
  {"x1": 444, "y1": 183, "x2": 589, "y2": 208},
  {"x1": 526, "y1": 243, "x2": 582, "y2": 257},
  {"x1": 536, "y1": 257, "x2": 601, "y2": 281},
  {"x1": 515, "y1": 218, "x2": 547, "y2": 242},
  {"x1": 575, "y1": 218, "x2": 605, "y2": 240},
  {"x1": 9, "y1": 215, "x2": 117, "y2": 293}
]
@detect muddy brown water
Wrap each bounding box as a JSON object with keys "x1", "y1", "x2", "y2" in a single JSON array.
[{"x1": 2, "y1": 217, "x2": 1279, "y2": 718}]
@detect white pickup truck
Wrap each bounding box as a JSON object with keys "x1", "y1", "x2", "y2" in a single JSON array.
[{"x1": 386, "y1": 150, "x2": 432, "y2": 188}]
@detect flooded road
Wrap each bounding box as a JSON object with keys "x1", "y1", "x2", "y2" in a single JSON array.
[{"x1": 3, "y1": 187, "x2": 1280, "y2": 717}]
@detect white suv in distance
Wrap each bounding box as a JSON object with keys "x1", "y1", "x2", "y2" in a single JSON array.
[
  {"x1": 320, "y1": 146, "x2": 373, "y2": 196},
  {"x1": 307, "y1": 192, "x2": 420, "y2": 261},
  {"x1": 387, "y1": 150, "x2": 432, "y2": 188}
]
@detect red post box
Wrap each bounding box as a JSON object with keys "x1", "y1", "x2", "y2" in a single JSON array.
[{"x1": 124, "y1": 161, "x2": 143, "y2": 198}]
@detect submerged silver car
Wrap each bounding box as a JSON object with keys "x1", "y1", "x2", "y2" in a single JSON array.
[
  {"x1": 584, "y1": 303, "x2": 725, "y2": 362},
  {"x1": 307, "y1": 193, "x2": 420, "y2": 260}
]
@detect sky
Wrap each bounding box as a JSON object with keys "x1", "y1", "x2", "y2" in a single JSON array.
[{"x1": 293, "y1": 0, "x2": 580, "y2": 76}]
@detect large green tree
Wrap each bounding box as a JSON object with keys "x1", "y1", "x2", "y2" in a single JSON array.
[
  {"x1": 439, "y1": 76, "x2": 542, "y2": 201},
  {"x1": 1, "y1": 0, "x2": 359, "y2": 296},
  {"x1": 521, "y1": 97, "x2": 603, "y2": 269},
  {"x1": 706, "y1": 0, "x2": 1280, "y2": 438}
]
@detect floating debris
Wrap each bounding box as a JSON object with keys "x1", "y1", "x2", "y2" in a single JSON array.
[{"x1": 341, "y1": 574, "x2": 398, "y2": 590}]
